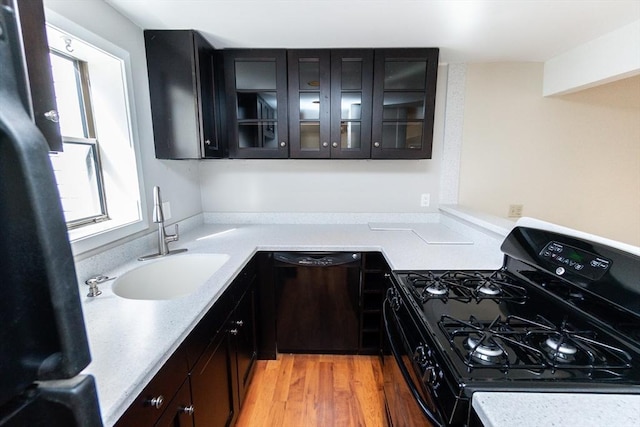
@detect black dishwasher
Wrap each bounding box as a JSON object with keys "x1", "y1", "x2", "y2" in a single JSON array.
[{"x1": 273, "y1": 252, "x2": 361, "y2": 353}]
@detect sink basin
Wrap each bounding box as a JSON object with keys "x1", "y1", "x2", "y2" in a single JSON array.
[{"x1": 112, "y1": 253, "x2": 229, "y2": 300}]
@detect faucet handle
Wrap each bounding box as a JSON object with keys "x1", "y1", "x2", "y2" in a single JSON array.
[{"x1": 165, "y1": 223, "x2": 180, "y2": 243}]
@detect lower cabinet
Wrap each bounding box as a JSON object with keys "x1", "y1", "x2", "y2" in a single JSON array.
[
  {"x1": 190, "y1": 332, "x2": 234, "y2": 427},
  {"x1": 115, "y1": 258, "x2": 257, "y2": 427}
]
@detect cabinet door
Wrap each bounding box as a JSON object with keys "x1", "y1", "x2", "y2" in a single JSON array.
[
  {"x1": 194, "y1": 32, "x2": 223, "y2": 158},
  {"x1": 223, "y1": 49, "x2": 288, "y2": 158},
  {"x1": 190, "y1": 331, "x2": 235, "y2": 427},
  {"x1": 287, "y1": 50, "x2": 331, "y2": 158},
  {"x1": 115, "y1": 348, "x2": 188, "y2": 427},
  {"x1": 288, "y1": 49, "x2": 373, "y2": 159},
  {"x1": 154, "y1": 378, "x2": 194, "y2": 427},
  {"x1": 14, "y1": 0, "x2": 63, "y2": 152},
  {"x1": 145, "y1": 30, "x2": 220, "y2": 159},
  {"x1": 330, "y1": 49, "x2": 373, "y2": 159},
  {"x1": 371, "y1": 48, "x2": 439, "y2": 159},
  {"x1": 231, "y1": 284, "x2": 257, "y2": 408}
]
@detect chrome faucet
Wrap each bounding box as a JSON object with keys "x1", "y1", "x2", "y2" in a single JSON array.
[{"x1": 139, "y1": 186, "x2": 187, "y2": 261}]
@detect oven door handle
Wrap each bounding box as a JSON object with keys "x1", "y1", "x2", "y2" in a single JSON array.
[{"x1": 383, "y1": 297, "x2": 445, "y2": 427}]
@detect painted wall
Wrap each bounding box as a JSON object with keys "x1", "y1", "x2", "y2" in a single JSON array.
[
  {"x1": 44, "y1": 0, "x2": 203, "y2": 231},
  {"x1": 459, "y1": 63, "x2": 640, "y2": 245}
]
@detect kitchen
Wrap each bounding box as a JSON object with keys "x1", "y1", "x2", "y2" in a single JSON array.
[{"x1": 1, "y1": 0, "x2": 639, "y2": 426}]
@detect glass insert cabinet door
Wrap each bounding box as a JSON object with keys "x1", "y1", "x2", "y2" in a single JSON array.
[
  {"x1": 223, "y1": 50, "x2": 288, "y2": 158},
  {"x1": 371, "y1": 49, "x2": 439, "y2": 159},
  {"x1": 288, "y1": 49, "x2": 373, "y2": 159}
]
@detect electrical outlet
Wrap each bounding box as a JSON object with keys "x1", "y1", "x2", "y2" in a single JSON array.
[
  {"x1": 162, "y1": 201, "x2": 172, "y2": 220},
  {"x1": 420, "y1": 193, "x2": 430, "y2": 207},
  {"x1": 508, "y1": 204, "x2": 523, "y2": 218}
]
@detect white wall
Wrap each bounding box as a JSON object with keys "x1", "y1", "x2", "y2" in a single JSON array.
[
  {"x1": 459, "y1": 63, "x2": 640, "y2": 245},
  {"x1": 44, "y1": 0, "x2": 203, "y2": 231}
]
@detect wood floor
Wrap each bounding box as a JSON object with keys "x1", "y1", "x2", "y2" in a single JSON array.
[{"x1": 236, "y1": 354, "x2": 387, "y2": 427}]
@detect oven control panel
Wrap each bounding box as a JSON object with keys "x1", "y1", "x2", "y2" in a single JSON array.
[{"x1": 540, "y1": 241, "x2": 611, "y2": 280}]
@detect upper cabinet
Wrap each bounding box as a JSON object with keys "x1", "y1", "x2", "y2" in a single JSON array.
[
  {"x1": 144, "y1": 30, "x2": 222, "y2": 159},
  {"x1": 371, "y1": 49, "x2": 439, "y2": 159},
  {"x1": 143, "y1": 43, "x2": 439, "y2": 160},
  {"x1": 222, "y1": 50, "x2": 288, "y2": 158},
  {"x1": 287, "y1": 49, "x2": 373, "y2": 159}
]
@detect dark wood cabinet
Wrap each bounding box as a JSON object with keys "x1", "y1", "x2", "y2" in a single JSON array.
[
  {"x1": 116, "y1": 258, "x2": 258, "y2": 427},
  {"x1": 222, "y1": 49, "x2": 288, "y2": 158},
  {"x1": 12, "y1": 0, "x2": 63, "y2": 152},
  {"x1": 360, "y1": 252, "x2": 391, "y2": 353},
  {"x1": 144, "y1": 30, "x2": 222, "y2": 159},
  {"x1": 288, "y1": 49, "x2": 373, "y2": 159},
  {"x1": 190, "y1": 331, "x2": 235, "y2": 427},
  {"x1": 371, "y1": 48, "x2": 439, "y2": 159},
  {"x1": 229, "y1": 273, "x2": 257, "y2": 409},
  {"x1": 114, "y1": 347, "x2": 190, "y2": 427}
]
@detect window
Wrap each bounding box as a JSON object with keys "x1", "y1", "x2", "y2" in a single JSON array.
[
  {"x1": 45, "y1": 21, "x2": 146, "y2": 252},
  {"x1": 49, "y1": 51, "x2": 108, "y2": 228}
]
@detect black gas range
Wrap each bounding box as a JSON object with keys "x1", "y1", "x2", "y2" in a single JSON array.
[{"x1": 382, "y1": 221, "x2": 640, "y2": 426}]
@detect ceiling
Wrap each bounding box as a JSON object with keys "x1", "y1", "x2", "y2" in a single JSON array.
[{"x1": 105, "y1": 0, "x2": 640, "y2": 63}]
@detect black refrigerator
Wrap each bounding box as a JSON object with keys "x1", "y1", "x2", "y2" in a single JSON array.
[{"x1": 0, "y1": 1, "x2": 102, "y2": 426}]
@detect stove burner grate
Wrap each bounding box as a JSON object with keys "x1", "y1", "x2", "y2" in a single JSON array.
[
  {"x1": 439, "y1": 314, "x2": 633, "y2": 374},
  {"x1": 403, "y1": 270, "x2": 528, "y2": 304}
]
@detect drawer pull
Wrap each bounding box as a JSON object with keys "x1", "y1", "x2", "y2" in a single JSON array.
[
  {"x1": 148, "y1": 395, "x2": 164, "y2": 409},
  {"x1": 181, "y1": 405, "x2": 195, "y2": 416}
]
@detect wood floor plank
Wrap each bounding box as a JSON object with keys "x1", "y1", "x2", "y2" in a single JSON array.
[{"x1": 236, "y1": 354, "x2": 387, "y2": 427}]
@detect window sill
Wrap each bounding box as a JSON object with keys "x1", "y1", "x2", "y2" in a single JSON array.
[{"x1": 69, "y1": 218, "x2": 148, "y2": 258}]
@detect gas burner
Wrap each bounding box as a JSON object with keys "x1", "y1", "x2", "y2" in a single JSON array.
[
  {"x1": 543, "y1": 336, "x2": 578, "y2": 363},
  {"x1": 465, "y1": 335, "x2": 505, "y2": 364},
  {"x1": 460, "y1": 271, "x2": 528, "y2": 303},
  {"x1": 476, "y1": 280, "x2": 502, "y2": 296},
  {"x1": 425, "y1": 283, "x2": 448, "y2": 296},
  {"x1": 404, "y1": 272, "x2": 474, "y2": 302}
]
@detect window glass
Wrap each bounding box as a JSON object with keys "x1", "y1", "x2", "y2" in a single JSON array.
[
  {"x1": 383, "y1": 61, "x2": 427, "y2": 90},
  {"x1": 235, "y1": 61, "x2": 277, "y2": 90},
  {"x1": 49, "y1": 141, "x2": 104, "y2": 223},
  {"x1": 49, "y1": 52, "x2": 87, "y2": 138}
]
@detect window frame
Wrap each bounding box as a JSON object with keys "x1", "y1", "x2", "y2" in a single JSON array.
[{"x1": 45, "y1": 9, "x2": 148, "y2": 257}]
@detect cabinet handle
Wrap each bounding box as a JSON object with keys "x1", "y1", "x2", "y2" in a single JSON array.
[
  {"x1": 205, "y1": 139, "x2": 211, "y2": 146},
  {"x1": 280, "y1": 141, "x2": 286, "y2": 147},
  {"x1": 44, "y1": 110, "x2": 60, "y2": 123},
  {"x1": 331, "y1": 142, "x2": 338, "y2": 148},
  {"x1": 148, "y1": 395, "x2": 164, "y2": 409},
  {"x1": 235, "y1": 320, "x2": 244, "y2": 327},
  {"x1": 322, "y1": 142, "x2": 329, "y2": 148},
  {"x1": 181, "y1": 405, "x2": 195, "y2": 416},
  {"x1": 230, "y1": 328, "x2": 239, "y2": 335},
  {"x1": 374, "y1": 142, "x2": 380, "y2": 148}
]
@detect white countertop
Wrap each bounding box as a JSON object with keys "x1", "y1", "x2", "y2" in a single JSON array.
[
  {"x1": 473, "y1": 392, "x2": 640, "y2": 427},
  {"x1": 75, "y1": 213, "x2": 640, "y2": 426},
  {"x1": 80, "y1": 219, "x2": 505, "y2": 426}
]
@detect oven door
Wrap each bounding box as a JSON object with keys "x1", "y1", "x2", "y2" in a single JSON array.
[{"x1": 383, "y1": 287, "x2": 445, "y2": 427}]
